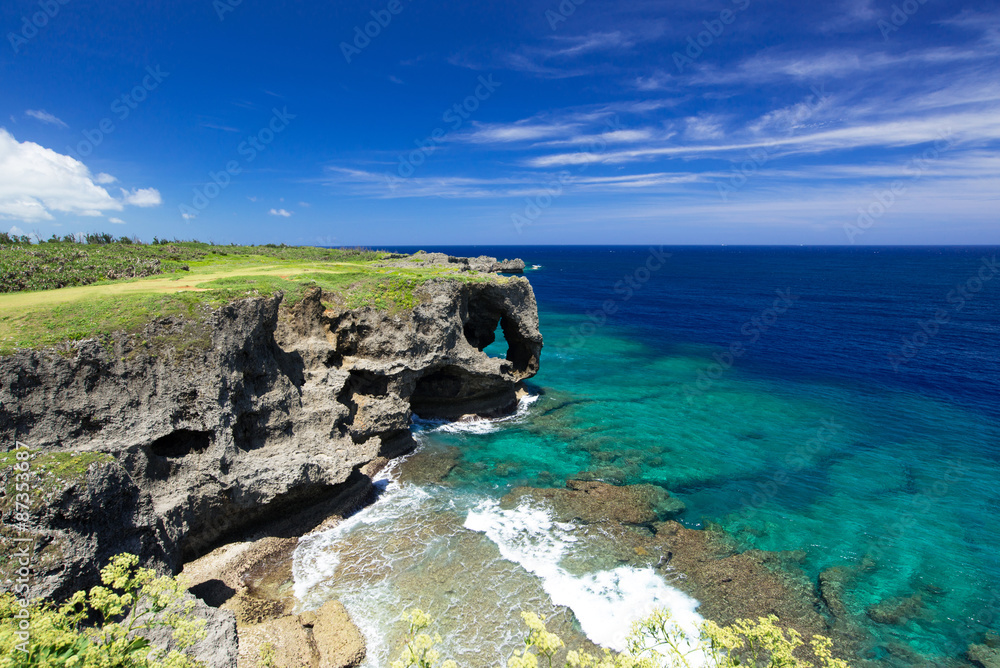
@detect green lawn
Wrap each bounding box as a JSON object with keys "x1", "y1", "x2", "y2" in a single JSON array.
[{"x1": 0, "y1": 242, "x2": 496, "y2": 355}]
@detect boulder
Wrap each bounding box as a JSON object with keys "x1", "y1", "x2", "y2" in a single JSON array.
[{"x1": 239, "y1": 601, "x2": 366, "y2": 668}]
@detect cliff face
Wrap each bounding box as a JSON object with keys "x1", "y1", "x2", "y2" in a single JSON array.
[{"x1": 0, "y1": 273, "x2": 542, "y2": 605}]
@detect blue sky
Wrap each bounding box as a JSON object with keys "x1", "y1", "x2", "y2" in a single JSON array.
[{"x1": 1, "y1": 0, "x2": 998, "y2": 245}]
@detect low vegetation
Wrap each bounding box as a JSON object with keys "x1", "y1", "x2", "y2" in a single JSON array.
[
  {"x1": 0, "y1": 553, "x2": 205, "y2": 668},
  {"x1": 393, "y1": 608, "x2": 850, "y2": 668},
  {"x1": 0, "y1": 240, "x2": 495, "y2": 355},
  {"x1": 0, "y1": 451, "x2": 113, "y2": 517}
]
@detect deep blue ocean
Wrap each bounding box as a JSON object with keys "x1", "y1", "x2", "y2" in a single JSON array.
[{"x1": 295, "y1": 246, "x2": 1000, "y2": 666}]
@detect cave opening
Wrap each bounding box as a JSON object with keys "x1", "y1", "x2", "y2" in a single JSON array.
[
  {"x1": 409, "y1": 364, "x2": 517, "y2": 420},
  {"x1": 462, "y1": 297, "x2": 534, "y2": 375},
  {"x1": 149, "y1": 429, "x2": 213, "y2": 458}
]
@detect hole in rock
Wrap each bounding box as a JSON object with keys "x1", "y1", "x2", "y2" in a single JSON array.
[
  {"x1": 149, "y1": 429, "x2": 213, "y2": 458},
  {"x1": 481, "y1": 321, "x2": 508, "y2": 359},
  {"x1": 463, "y1": 296, "x2": 534, "y2": 373}
]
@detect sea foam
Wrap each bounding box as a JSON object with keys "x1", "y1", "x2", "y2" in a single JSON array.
[
  {"x1": 413, "y1": 394, "x2": 539, "y2": 435},
  {"x1": 464, "y1": 498, "x2": 706, "y2": 657}
]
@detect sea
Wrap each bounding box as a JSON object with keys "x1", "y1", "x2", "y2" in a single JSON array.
[{"x1": 292, "y1": 246, "x2": 1000, "y2": 667}]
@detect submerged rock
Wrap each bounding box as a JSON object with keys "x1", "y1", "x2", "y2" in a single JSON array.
[
  {"x1": 866, "y1": 593, "x2": 927, "y2": 626},
  {"x1": 398, "y1": 445, "x2": 461, "y2": 486},
  {"x1": 502, "y1": 480, "x2": 685, "y2": 525},
  {"x1": 968, "y1": 642, "x2": 1000, "y2": 668},
  {"x1": 818, "y1": 566, "x2": 854, "y2": 621}
]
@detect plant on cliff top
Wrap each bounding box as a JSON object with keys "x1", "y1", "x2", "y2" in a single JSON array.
[
  {"x1": 392, "y1": 608, "x2": 851, "y2": 668},
  {"x1": 0, "y1": 553, "x2": 205, "y2": 668}
]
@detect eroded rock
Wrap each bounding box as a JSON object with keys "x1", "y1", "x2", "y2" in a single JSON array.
[
  {"x1": 502, "y1": 480, "x2": 685, "y2": 525},
  {"x1": 0, "y1": 260, "x2": 542, "y2": 668}
]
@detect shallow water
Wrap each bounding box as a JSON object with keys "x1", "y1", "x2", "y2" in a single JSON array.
[{"x1": 294, "y1": 247, "x2": 1000, "y2": 666}]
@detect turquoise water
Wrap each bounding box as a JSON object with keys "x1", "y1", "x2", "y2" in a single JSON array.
[{"x1": 296, "y1": 247, "x2": 1000, "y2": 666}]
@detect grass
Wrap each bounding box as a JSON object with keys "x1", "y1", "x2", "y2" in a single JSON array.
[
  {"x1": 0, "y1": 451, "x2": 114, "y2": 515},
  {"x1": 0, "y1": 242, "x2": 502, "y2": 355},
  {"x1": 0, "y1": 241, "x2": 385, "y2": 293}
]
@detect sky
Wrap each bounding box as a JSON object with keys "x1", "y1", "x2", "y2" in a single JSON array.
[{"x1": 1, "y1": 0, "x2": 999, "y2": 246}]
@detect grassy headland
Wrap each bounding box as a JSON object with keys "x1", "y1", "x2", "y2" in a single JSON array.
[{"x1": 0, "y1": 240, "x2": 492, "y2": 355}]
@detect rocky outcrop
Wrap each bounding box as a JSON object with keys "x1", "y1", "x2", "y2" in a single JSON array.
[
  {"x1": 237, "y1": 600, "x2": 365, "y2": 668},
  {"x1": 0, "y1": 264, "x2": 542, "y2": 666},
  {"x1": 0, "y1": 455, "x2": 175, "y2": 601},
  {"x1": 379, "y1": 252, "x2": 525, "y2": 274}
]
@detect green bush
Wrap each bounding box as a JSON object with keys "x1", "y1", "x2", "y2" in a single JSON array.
[
  {"x1": 0, "y1": 554, "x2": 206, "y2": 668},
  {"x1": 392, "y1": 608, "x2": 850, "y2": 668}
]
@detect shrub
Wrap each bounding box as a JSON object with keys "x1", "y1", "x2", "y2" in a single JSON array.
[
  {"x1": 0, "y1": 553, "x2": 206, "y2": 668},
  {"x1": 392, "y1": 608, "x2": 850, "y2": 668}
]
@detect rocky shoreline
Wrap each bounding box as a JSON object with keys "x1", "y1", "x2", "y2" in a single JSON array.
[{"x1": 0, "y1": 257, "x2": 541, "y2": 667}]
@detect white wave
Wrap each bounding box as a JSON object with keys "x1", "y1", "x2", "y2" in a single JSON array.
[
  {"x1": 464, "y1": 498, "x2": 706, "y2": 659},
  {"x1": 292, "y1": 474, "x2": 431, "y2": 605},
  {"x1": 412, "y1": 394, "x2": 539, "y2": 435}
]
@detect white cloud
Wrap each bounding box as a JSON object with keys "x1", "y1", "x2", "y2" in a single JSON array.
[
  {"x1": 95, "y1": 173, "x2": 117, "y2": 184},
  {"x1": 121, "y1": 187, "x2": 162, "y2": 207},
  {"x1": 0, "y1": 129, "x2": 162, "y2": 222},
  {"x1": 269, "y1": 208, "x2": 292, "y2": 217},
  {"x1": 181, "y1": 212, "x2": 196, "y2": 220},
  {"x1": 108, "y1": 217, "x2": 125, "y2": 224},
  {"x1": 8, "y1": 225, "x2": 25, "y2": 235},
  {"x1": 0, "y1": 128, "x2": 124, "y2": 222},
  {"x1": 25, "y1": 109, "x2": 68, "y2": 128}
]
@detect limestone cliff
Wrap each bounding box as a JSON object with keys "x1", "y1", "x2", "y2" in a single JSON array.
[{"x1": 0, "y1": 267, "x2": 542, "y2": 665}]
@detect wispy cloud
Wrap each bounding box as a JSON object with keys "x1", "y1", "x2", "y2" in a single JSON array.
[
  {"x1": 269, "y1": 208, "x2": 292, "y2": 217},
  {"x1": 684, "y1": 114, "x2": 728, "y2": 141},
  {"x1": 457, "y1": 121, "x2": 583, "y2": 144},
  {"x1": 25, "y1": 109, "x2": 68, "y2": 128},
  {"x1": 544, "y1": 31, "x2": 636, "y2": 58},
  {"x1": 530, "y1": 110, "x2": 1000, "y2": 167},
  {"x1": 201, "y1": 123, "x2": 241, "y2": 133},
  {"x1": 323, "y1": 166, "x2": 703, "y2": 199},
  {"x1": 690, "y1": 44, "x2": 996, "y2": 87},
  {"x1": 491, "y1": 30, "x2": 642, "y2": 79}
]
